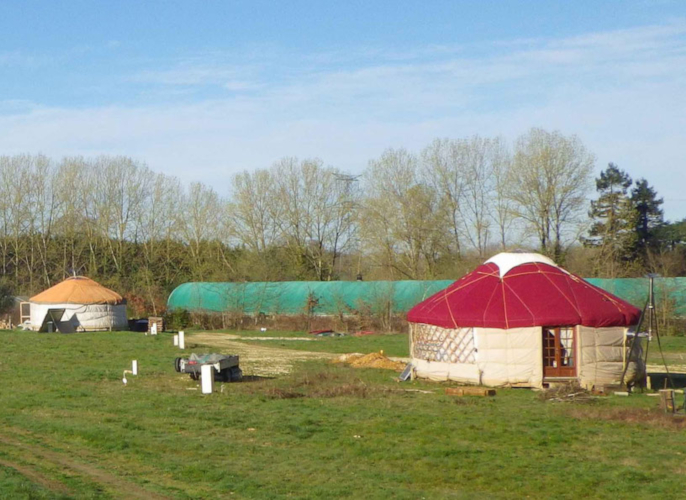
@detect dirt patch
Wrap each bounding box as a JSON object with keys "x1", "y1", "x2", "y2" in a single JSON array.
[
  {"x1": 0, "y1": 433, "x2": 168, "y2": 499},
  {"x1": 189, "y1": 332, "x2": 335, "y2": 376}
]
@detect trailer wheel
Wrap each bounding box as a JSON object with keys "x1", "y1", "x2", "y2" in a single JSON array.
[
  {"x1": 230, "y1": 367, "x2": 243, "y2": 382},
  {"x1": 174, "y1": 357, "x2": 182, "y2": 373},
  {"x1": 190, "y1": 372, "x2": 199, "y2": 381}
]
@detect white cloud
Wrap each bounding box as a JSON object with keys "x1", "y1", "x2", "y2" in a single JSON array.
[{"x1": 2, "y1": 19, "x2": 686, "y2": 219}]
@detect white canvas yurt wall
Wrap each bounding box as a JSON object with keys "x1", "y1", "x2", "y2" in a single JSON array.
[
  {"x1": 29, "y1": 277, "x2": 127, "y2": 332},
  {"x1": 409, "y1": 323, "x2": 642, "y2": 389}
]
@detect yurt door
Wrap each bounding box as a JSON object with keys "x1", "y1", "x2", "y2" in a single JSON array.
[{"x1": 542, "y1": 327, "x2": 576, "y2": 378}]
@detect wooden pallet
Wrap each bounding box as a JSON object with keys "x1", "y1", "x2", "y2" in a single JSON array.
[{"x1": 148, "y1": 316, "x2": 164, "y2": 334}]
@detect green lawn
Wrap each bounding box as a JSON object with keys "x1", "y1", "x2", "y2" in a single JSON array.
[
  {"x1": 647, "y1": 336, "x2": 686, "y2": 353},
  {"x1": 643, "y1": 336, "x2": 686, "y2": 366},
  {"x1": 1, "y1": 330, "x2": 686, "y2": 499}
]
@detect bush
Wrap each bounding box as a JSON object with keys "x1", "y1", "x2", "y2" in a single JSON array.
[{"x1": 164, "y1": 308, "x2": 191, "y2": 331}]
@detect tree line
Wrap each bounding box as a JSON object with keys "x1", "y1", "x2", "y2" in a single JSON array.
[{"x1": 1, "y1": 128, "x2": 683, "y2": 315}]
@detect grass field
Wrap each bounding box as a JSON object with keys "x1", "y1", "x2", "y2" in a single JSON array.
[{"x1": 2, "y1": 330, "x2": 686, "y2": 499}]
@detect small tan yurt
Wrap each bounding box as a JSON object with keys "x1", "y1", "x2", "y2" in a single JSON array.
[{"x1": 29, "y1": 277, "x2": 127, "y2": 332}]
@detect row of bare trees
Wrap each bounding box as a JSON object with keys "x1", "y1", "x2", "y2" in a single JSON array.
[
  {"x1": 360, "y1": 129, "x2": 594, "y2": 278},
  {"x1": 0, "y1": 128, "x2": 600, "y2": 313}
]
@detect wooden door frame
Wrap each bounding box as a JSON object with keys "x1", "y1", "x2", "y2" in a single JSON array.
[{"x1": 542, "y1": 326, "x2": 577, "y2": 379}]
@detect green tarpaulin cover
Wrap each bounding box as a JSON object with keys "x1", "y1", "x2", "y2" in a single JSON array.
[{"x1": 167, "y1": 278, "x2": 686, "y2": 316}]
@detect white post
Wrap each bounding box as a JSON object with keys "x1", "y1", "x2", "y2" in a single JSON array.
[
  {"x1": 132, "y1": 360, "x2": 138, "y2": 375},
  {"x1": 173, "y1": 334, "x2": 179, "y2": 346},
  {"x1": 179, "y1": 331, "x2": 185, "y2": 350},
  {"x1": 151, "y1": 322, "x2": 158, "y2": 335},
  {"x1": 201, "y1": 364, "x2": 214, "y2": 394}
]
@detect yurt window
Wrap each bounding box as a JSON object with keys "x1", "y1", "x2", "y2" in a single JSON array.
[
  {"x1": 411, "y1": 324, "x2": 476, "y2": 364},
  {"x1": 543, "y1": 327, "x2": 576, "y2": 378}
]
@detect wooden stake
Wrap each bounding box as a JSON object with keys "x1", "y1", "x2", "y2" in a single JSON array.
[{"x1": 659, "y1": 389, "x2": 675, "y2": 413}]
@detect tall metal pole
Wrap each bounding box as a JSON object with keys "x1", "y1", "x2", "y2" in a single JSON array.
[
  {"x1": 648, "y1": 275, "x2": 654, "y2": 338},
  {"x1": 643, "y1": 276, "x2": 654, "y2": 369}
]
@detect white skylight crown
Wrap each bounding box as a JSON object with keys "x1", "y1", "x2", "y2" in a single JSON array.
[{"x1": 484, "y1": 252, "x2": 559, "y2": 278}]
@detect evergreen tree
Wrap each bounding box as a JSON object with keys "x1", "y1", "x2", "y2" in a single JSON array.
[
  {"x1": 631, "y1": 178, "x2": 664, "y2": 257},
  {"x1": 585, "y1": 163, "x2": 636, "y2": 275},
  {"x1": 657, "y1": 218, "x2": 686, "y2": 250}
]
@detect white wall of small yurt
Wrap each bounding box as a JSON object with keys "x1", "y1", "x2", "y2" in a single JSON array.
[{"x1": 29, "y1": 302, "x2": 127, "y2": 332}]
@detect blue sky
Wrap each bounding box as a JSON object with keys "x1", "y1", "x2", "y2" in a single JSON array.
[{"x1": 1, "y1": 1, "x2": 686, "y2": 219}]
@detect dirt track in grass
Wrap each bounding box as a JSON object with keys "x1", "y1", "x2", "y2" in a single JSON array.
[
  {"x1": 0, "y1": 456, "x2": 73, "y2": 496},
  {"x1": 0, "y1": 431, "x2": 169, "y2": 499},
  {"x1": 188, "y1": 332, "x2": 336, "y2": 376}
]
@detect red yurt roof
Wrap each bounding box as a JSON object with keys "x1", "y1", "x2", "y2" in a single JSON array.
[{"x1": 407, "y1": 253, "x2": 641, "y2": 329}]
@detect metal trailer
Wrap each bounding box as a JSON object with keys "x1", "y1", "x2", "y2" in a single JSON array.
[{"x1": 174, "y1": 353, "x2": 243, "y2": 382}]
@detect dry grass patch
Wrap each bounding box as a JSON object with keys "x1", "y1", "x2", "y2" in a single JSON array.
[
  {"x1": 538, "y1": 382, "x2": 599, "y2": 404},
  {"x1": 568, "y1": 406, "x2": 686, "y2": 429},
  {"x1": 241, "y1": 364, "x2": 389, "y2": 400}
]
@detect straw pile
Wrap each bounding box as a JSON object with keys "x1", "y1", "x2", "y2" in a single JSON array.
[
  {"x1": 332, "y1": 353, "x2": 365, "y2": 364},
  {"x1": 336, "y1": 352, "x2": 406, "y2": 371}
]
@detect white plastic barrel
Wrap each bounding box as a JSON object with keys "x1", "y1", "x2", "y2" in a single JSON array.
[
  {"x1": 179, "y1": 331, "x2": 185, "y2": 350},
  {"x1": 201, "y1": 364, "x2": 213, "y2": 394}
]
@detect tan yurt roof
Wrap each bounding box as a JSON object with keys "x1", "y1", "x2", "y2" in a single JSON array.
[{"x1": 30, "y1": 276, "x2": 124, "y2": 305}]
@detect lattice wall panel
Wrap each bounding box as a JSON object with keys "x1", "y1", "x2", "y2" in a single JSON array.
[{"x1": 411, "y1": 323, "x2": 476, "y2": 364}]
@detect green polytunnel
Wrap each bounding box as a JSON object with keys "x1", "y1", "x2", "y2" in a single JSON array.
[
  {"x1": 586, "y1": 277, "x2": 686, "y2": 316},
  {"x1": 166, "y1": 278, "x2": 686, "y2": 316},
  {"x1": 166, "y1": 280, "x2": 454, "y2": 316}
]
